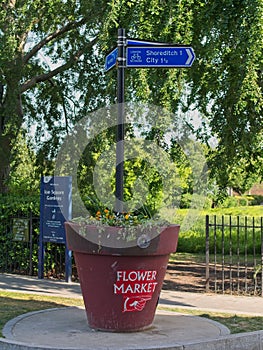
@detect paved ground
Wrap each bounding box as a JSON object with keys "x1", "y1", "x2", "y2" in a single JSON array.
[
  {"x1": 1, "y1": 273, "x2": 263, "y2": 316},
  {"x1": 2, "y1": 308, "x2": 231, "y2": 350}
]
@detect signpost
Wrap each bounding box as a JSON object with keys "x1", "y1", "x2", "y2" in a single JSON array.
[
  {"x1": 105, "y1": 29, "x2": 195, "y2": 213},
  {"x1": 38, "y1": 176, "x2": 72, "y2": 281},
  {"x1": 126, "y1": 46, "x2": 195, "y2": 68},
  {"x1": 115, "y1": 28, "x2": 126, "y2": 213}
]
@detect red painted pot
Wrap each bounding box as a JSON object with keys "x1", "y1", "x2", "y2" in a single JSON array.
[{"x1": 65, "y1": 222, "x2": 180, "y2": 332}]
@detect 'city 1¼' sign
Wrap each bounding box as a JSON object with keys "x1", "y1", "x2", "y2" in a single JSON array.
[{"x1": 126, "y1": 46, "x2": 195, "y2": 68}]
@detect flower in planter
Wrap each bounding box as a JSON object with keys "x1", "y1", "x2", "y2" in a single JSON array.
[
  {"x1": 70, "y1": 208, "x2": 169, "y2": 249},
  {"x1": 94, "y1": 209, "x2": 148, "y2": 227}
]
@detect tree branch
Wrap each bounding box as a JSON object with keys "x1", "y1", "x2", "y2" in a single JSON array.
[
  {"x1": 2, "y1": 0, "x2": 16, "y2": 10},
  {"x1": 23, "y1": 17, "x2": 88, "y2": 64},
  {"x1": 20, "y1": 37, "x2": 98, "y2": 93}
]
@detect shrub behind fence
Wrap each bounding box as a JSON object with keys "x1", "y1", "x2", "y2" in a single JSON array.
[{"x1": 0, "y1": 212, "x2": 68, "y2": 278}]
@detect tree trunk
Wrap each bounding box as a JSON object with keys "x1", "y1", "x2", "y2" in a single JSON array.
[{"x1": 0, "y1": 78, "x2": 23, "y2": 193}]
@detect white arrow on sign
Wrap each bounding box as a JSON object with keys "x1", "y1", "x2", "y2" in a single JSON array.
[{"x1": 185, "y1": 49, "x2": 194, "y2": 65}]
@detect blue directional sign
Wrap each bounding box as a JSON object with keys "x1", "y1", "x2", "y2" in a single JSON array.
[
  {"x1": 104, "y1": 47, "x2": 118, "y2": 72},
  {"x1": 126, "y1": 46, "x2": 195, "y2": 68}
]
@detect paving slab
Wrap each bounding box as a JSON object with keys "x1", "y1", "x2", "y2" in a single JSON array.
[
  {"x1": 160, "y1": 290, "x2": 263, "y2": 316},
  {"x1": 2, "y1": 308, "x2": 230, "y2": 350}
]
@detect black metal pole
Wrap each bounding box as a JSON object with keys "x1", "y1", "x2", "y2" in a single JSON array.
[
  {"x1": 205, "y1": 215, "x2": 210, "y2": 292},
  {"x1": 29, "y1": 211, "x2": 33, "y2": 276},
  {"x1": 115, "y1": 28, "x2": 126, "y2": 213}
]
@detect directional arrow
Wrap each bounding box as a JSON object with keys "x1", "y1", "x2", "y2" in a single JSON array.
[{"x1": 185, "y1": 48, "x2": 194, "y2": 65}]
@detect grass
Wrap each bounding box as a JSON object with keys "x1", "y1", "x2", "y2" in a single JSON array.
[
  {"x1": 206, "y1": 206, "x2": 263, "y2": 217},
  {"x1": 0, "y1": 291, "x2": 84, "y2": 337},
  {"x1": 0, "y1": 291, "x2": 262, "y2": 337},
  {"x1": 158, "y1": 306, "x2": 263, "y2": 334},
  {"x1": 169, "y1": 252, "x2": 206, "y2": 263}
]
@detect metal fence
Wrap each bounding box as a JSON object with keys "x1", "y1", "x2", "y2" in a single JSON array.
[
  {"x1": 0, "y1": 213, "x2": 68, "y2": 278},
  {"x1": 205, "y1": 215, "x2": 263, "y2": 296}
]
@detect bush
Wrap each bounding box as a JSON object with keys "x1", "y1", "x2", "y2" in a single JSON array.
[
  {"x1": 179, "y1": 193, "x2": 192, "y2": 209},
  {"x1": 220, "y1": 196, "x2": 239, "y2": 208},
  {"x1": 0, "y1": 194, "x2": 40, "y2": 274},
  {"x1": 251, "y1": 195, "x2": 263, "y2": 206},
  {"x1": 0, "y1": 193, "x2": 39, "y2": 218}
]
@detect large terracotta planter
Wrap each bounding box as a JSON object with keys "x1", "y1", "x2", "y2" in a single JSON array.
[{"x1": 65, "y1": 222, "x2": 180, "y2": 332}]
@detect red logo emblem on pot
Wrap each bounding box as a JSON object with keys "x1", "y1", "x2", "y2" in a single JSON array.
[{"x1": 114, "y1": 270, "x2": 158, "y2": 312}]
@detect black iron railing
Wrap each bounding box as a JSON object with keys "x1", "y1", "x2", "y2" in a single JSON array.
[
  {"x1": 0, "y1": 212, "x2": 69, "y2": 278},
  {"x1": 206, "y1": 215, "x2": 263, "y2": 296}
]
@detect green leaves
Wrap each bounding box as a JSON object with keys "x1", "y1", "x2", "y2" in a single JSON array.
[{"x1": 0, "y1": 0, "x2": 262, "y2": 198}]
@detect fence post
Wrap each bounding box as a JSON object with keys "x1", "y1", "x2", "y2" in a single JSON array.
[
  {"x1": 205, "y1": 215, "x2": 210, "y2": 292},
  {"x1": 261, "y1": 217, "x2": 263, "y2": 297},
  {"x1": 65, "y1": 246, "x2": 72, "y2": 283},
  {"x1": 29, "y1": 211, "x2": 33, "y2": 276}
]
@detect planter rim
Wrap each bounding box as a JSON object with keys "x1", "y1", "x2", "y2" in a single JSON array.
[{"x1": 65, "y1": 221, "x2": 180, "y2": 256}]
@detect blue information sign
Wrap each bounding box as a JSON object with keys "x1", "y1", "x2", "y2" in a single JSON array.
[
  {"x1": 38, "y1": 176, "x2": 72, "y2": 281},
  {"x1": 104, "y1": 47, "x2": 118, "y2": 72},
  {"x1": 126, "y1": 46, "x2": 195, "y2": 68},
  {"x1": 40, "y1": 176, "x2": 72, "y2": 243}
]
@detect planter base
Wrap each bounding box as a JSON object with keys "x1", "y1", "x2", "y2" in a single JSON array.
[{"x1": 74, "y1": 252, "x2": 170, "y2": 332}]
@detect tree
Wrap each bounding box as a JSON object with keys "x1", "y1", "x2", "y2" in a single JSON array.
[
  {"x1": 104, "y1": 0, "x2": 262, "y2": 192},
  {"x1": 0, "y1": 0, "x2": 108, "y2": 192},
  {"x1": 7, "y1": 131, "x2": 38, "y2": 194},
  {"x1": 1, "y1": 0, "x2": 262, "y2": 197},
  {"x1": 188, "y1": 0, "x2": 263, "y2": 187}
]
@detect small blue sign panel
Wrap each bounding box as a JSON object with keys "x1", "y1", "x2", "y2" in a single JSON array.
[
  {"x1": 126, "y1": 46, "x2": 195, "y2": 68},
  {"x1": 40, "y1": 176, "x2": 72, "y2": 243},
  {"x1": 105, "y1": 47, "x2": 118, "y2": 72}
]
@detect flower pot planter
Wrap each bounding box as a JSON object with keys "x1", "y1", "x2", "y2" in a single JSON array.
[{"x1": 65, "y1": 222, "x2": 180, "y2": 332}]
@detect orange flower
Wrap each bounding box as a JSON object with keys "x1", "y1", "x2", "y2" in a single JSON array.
[{"x1": 124, "y1": 214, "x2": 130, "y2": 220}]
